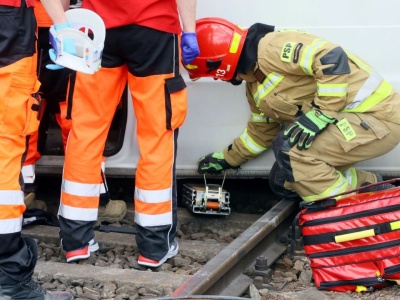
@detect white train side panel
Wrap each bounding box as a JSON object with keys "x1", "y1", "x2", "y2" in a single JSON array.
[{"x1": 41, "y1": 0, "x2": 400, "y2": 177}]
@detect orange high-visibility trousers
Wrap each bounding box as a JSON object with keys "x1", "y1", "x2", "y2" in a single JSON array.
[
  {"x1": 59, "y1": 67, "x2": 127, "y2": 251},
  {"x1": 0, "y1": 54, "x2": 40, "y2": 213},
  {"x1": 0, "y1": 1, "x2": 42, "y2": 280},
  {"x1": 0, "y1": 56, "x2": 41, "y2": 276},
  {"x1": 59, "y1": 25, "x2": 186, "y2": 260}
]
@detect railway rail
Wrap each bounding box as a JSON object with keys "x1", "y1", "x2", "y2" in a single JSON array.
[
  {"x1": 22, "y1": 197, "x2": 297, "y2": 299},
  {"x1": 171, "y1": 199, "x2": 297, "y2": 297}
]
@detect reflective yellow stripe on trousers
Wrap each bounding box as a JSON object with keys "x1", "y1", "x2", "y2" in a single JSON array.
[{"x1": 302, "y1": 171, "x2": 350, "y2": 202}]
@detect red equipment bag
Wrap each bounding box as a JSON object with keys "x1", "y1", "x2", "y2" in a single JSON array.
[{"x1": 295, "y1": 179, "x2": 400, "y2": 292}]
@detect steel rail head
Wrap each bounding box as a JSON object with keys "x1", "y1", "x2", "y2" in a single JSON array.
[{"x1": 172, "y1": 199, "x2": 298, "y2": 297}]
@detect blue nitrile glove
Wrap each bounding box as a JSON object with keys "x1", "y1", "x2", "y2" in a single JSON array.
[
  {"x1": 197, "y1": 152, "x2": 234, "y2": 175},
  {"x1": 283, "y1": 110, "x2": 337, "y2": 150},
  {"x1": 181, "y1": 32, "x2": 200, "y2": 65},
  {"x1": 47, "y1": 21, "x2": 77, "y2": 70}
]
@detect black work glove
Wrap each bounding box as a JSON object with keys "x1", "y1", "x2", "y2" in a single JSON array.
[
  {"x1": 283, "y1": 110, "x2": 337, "y2": 150},
  {"x1": 197, "y1": 152, "x2": 234, "y2": 174}
]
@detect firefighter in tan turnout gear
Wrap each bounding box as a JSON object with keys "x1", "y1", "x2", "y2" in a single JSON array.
[{"x1": 183, "y1": 17, "x2": 400, "y2": 202}]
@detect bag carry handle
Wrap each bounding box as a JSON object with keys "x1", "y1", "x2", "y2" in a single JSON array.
[
  {"x1": 335, "y1": 229, "x2": 375, "y2": 243},
  {"x1": 335, "y1": 220, "x2": 400, "y2": 243}
]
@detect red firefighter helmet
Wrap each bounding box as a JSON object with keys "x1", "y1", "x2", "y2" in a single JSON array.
[{"x1": 183, "y1": 17, "x2": 248, "y2": 81}]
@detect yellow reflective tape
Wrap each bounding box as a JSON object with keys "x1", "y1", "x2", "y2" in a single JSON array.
[
  {"x1": 342, "y1": 80, "x2": 392, "y2": 113},
  {"x1": 300, "y1": 39, "x2": 327, "y2": 76},
  {"x1": 229, "y1": 32, "x2": 241, "y2": 54},
  {"x1": 335, "y1": 229, "x2": 375, "y2": 243},
  {"x1": 302, "y1": 171, "x2": 350, "y2": 202},
  {"x1": 239, "y1": 128, "x2": 267, "y2": 155},
  {"x1": 317, "y1": 82, "x2": 348, "y2": 97},
  {"x1": 251, "y1": 112, "x2": 277, "y2": 123},
  {"x1": 390, "y1": 220, "x2": 400, "y2": 230},
  {"x1": 185, "y1": 64, "x2": 198, "y2": 70},
  {"x1": 342, "y1": 167, "x2": 358, "y2": 189},
  {"x1": 253, "y1": 72, "x2": 284, "y2": 106},
  {"x1": 346, "y1": 51, "x2": 373, "y2": 74},
  {"x1": 251, "y1": 113, "x2": 267, "y2": 123}
]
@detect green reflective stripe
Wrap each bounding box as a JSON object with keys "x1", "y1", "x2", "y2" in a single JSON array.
[
  {"x1": 302, "y1": 171, "x2": 350, "y2": 202},
  {"x1": 251, "y1": 112, "x2": 277, "y2": 123},
  {"x1": 253, "y1": 72, "x2": 284, "y2": 106},
  {"x1": 239, "y1": 128, "x2": 267, "y2": 155},
  {"x1": 342, "y1": 167, "x2": 358, "y2": 189},
  {"x1": 317, "y1": 82, "x2": 348, "y2": 97},
  {"x1": 300, "y1": 38, "x2": 327, "y2": 76},
  {"x1": 346, "y1": 51, "x2": 373, "y2": 74},
  {"x1": 343, "y1": 80, "x2": 392, "y2": 113}
]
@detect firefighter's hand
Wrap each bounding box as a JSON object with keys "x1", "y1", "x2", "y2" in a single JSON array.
[
  {"x1": 47, "y1": 22, "x2": 77, "y2": 70},
  {"x1": 283, "y1": 110, "x2": 337, "y2": 150},
  {"x1": 197, "y1": 152, "x2": 233, "y2": 174},
  {"x1": 181, "y1": 32, "x2": 200, "y2": 65}
]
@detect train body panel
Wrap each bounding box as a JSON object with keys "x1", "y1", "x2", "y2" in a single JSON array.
[{"x1": 37, "y1": 0, "x2": 400, "y2": 177}]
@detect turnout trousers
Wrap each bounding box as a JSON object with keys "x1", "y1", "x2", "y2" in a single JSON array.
[
  {"x1": 59, "y1": 24, "x2": 187, "y2": 260},
  {"x1": 273, "y1": 111, "x2": 400, "y2": 201},
  {"x1": 0, "y1": 2, "x2": 40, "y2": 281}
]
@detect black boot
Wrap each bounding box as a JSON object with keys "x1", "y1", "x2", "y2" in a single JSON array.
[
  {"x1": 0, "y1": 237, "x2": 73, "y2": 300},
  {"x1": 361, "y1": 174, "x2": 395, "y2": 193},
  {"x1": 0, "y1": 277, "x2": 73, "y2": 300},
  {"x1": 361, "y1": 183, "x2": 396, "y2": 193}
]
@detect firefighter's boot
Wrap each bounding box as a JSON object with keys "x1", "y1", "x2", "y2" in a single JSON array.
[
  {"x1": 361, "y1": 174, "x2": 396, "y2": 193},
  {"x1": 97, "y1": 200, "x2": 127, "y2": 224},
  {"x1": 24, "y1": 192, "x2": 47, "y2": 211}
]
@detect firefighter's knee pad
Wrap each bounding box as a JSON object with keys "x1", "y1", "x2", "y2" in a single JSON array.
[
  {"x1": 269, "y1": 161, "x2": 301, "y2": 200},
  {"x1": 272, "y1": 131, "x2": 295, "y2": 182}
]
